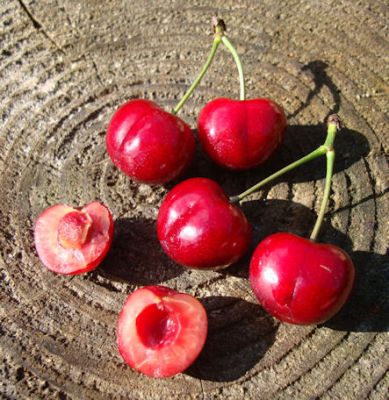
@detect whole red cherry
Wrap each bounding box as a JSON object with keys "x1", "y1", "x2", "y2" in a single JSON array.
[
  {"x1": 106, "y1": 99, "x2": 195, "y2": 184},
  {"x1": 197, "y1": 98, "x2": 286, "y2": 169},
  {"x1": 249, "y1": 232, "x2": 355, "y2": 325},
  {"x1": 157, "y1": 177, "x2": 252, "y2": 269}
]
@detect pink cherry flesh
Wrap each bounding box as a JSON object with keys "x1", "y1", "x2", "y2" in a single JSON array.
[
  {"x1": 117, "y1": 285, "x2": 208, "y2": 378},
  {"x1": 198, "y1": 98, "x2": 287, "y2": 169},
  {"x1": 249, "y1": 232, "x2": 355, "y2": 325},
  {"x1": 157, "y1": 177, "x2": 252, "y2": 269},
  {"x1": 106, "y1": 99, "x2": 195, "y2": 184},
  {"x1": 34, "y1": 201, "x2": 114, "y2": 275}
]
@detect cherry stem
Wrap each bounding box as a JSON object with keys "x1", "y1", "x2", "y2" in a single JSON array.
[
  {"x1": 310, "y1": 116, "x2": 341, "y2": 240},
  {"x1": 229, "y1": 115, "x2": 341, "y2": 205},
  {"x1": 172, "y1": 22, "x2": 224, "y2": 115},
  {"x1": 229, "y1": 146, "x2": 327, "y2": 203},
  {"x1": 221, "y1": 36, "x2": 245, "y2": 100},
  {"x1": 310, "y1": 150, "x2": 335, "y2": 241}
]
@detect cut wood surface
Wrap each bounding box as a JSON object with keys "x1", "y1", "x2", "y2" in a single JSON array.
[{"x1": 0, "y1": 1, "x2": 388, "y2": 399}]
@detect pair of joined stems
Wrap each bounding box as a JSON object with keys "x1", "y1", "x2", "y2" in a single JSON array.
[
  {"x1": 230, "y1": 118, "x2": 339, "y2": 241},
  {"x1": 172, "y1": 20, "x2": 245, "y2": 115}
]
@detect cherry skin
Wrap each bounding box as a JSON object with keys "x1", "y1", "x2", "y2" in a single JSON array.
[
  {"x1": 34, "y1": 201, "x2": 114, "y2": 275},
  {"x1": 197, "y1": 98, "x2": 287, "y2": 169},
  {"x1": 249, "y1": 232, "x2": 355, "y2": 325},
  {"x1": 106, "y1": 99, "x2": 195, "y2": 184},
  {"x1": 117, "y1": 285, "x2": 208, "y2": 378},
  {"x1": 157, "y1": 177, "x2": 252, "y2": 269}
]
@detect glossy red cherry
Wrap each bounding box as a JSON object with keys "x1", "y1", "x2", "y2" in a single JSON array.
[
  {"x1": 34, "y1": 201, "x2": 114, "y2": 275},
  {"x1": 157, "y1": 177, "x2": 252, "y2": 269},
  {"x1": 249, "y1": 232, "x2": 355, "y2": 325},
  {"x1": 106, "y1": 99, "x2": 195, "y2": 184},
  {"x1": 117, "y1": 285, "x2": 208, "y2": 378},
  {"x1": 197, "y1": 98, "x2": 287, "y2": 169}
]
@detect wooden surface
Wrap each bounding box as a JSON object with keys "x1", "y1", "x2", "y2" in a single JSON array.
[{"x1": 0, "y1": 1, "x2": 388, "y2": 399}]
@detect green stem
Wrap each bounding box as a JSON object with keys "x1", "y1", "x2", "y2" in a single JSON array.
[
  {"x1": 229, "y1": 146, "x2": 327, "y2": 203},
  {"x1": 229, "y1": 114, "x2": 342, "y2": 204},
  {"x1": 310, "y1": 150, "x2": 335, "y2": 241},
  {"x1": 221, "y1": 36, "x2": 245, "y2": 100},
  {"x1": 309, "y1": 115, "x2": 341, "y2": 240},
  {"x1": 172, "y1": 36, "x2": 222, "y2": 115}
]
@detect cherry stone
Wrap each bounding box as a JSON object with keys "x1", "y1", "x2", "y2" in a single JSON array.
[
  {"x1": 249, "y1": 232, "x2": 355, "y2": 325},
  {"x1": 57, "y1": 210, "x2": 93, "y2": 249},
  {"x1": 198, "y1": 98, "x2": 287, "y2": 169}
]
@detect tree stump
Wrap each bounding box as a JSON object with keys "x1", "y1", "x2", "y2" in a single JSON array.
[{"x1": 0, "y1": 1, "x2": 388, "y2": 399}]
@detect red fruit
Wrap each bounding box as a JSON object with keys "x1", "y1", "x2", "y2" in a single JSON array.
[
  {"x1": 106, "y1": 99, "x2": 195, "y2": 184},
  {"x1": 157, "y1": 177, "x2": 252, "y2": 269},
  {"x1": 34, "y1": 202, "x2": 114, "y2": 275},
  {"x1": 249, "y1": 232, "x2": 355, "y2": 325},
  {"x1": 198, "y1": 98, "x2": 286, "y2": 169},
  {"x1": 117, "y1": 285, "x2": 207, "y2": 378}
]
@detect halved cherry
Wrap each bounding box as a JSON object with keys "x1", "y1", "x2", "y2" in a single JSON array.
[
  {"x1": 34, "y1": 201, "x2": 114, "y2": 275},
  {"x1": 117, "y1": 285, "x2": 208, "y2": 378}
]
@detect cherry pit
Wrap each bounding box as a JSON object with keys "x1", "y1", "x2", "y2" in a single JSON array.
[{"x1": 33, "y1": 19, "x2": 356, "y2": 378}]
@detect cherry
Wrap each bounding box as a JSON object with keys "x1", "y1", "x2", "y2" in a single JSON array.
[
  {"x1": 198, "y1": 97, "x2": 287, "y2": 169},
  {"x1": 249, "y1": 233, "x2": 355, "y2": 325},
  {"x1": 194, "y1": 19, "x2": 286, "y2": 170},
  {"x1": 241, "y1": 115, "x2": 355, "y2": 325},
  {"x1": 106, "y1": 99, "x2": 195, "y2": 184},
  {"x1": 157, "y1": 177, "x2": 251, "y2": 269},
  {"x1": 34, "y1": 201, "x2": 113, "y2": 275},
  {"x1": 117, "y1": 285, "x2": 207, "y2": 377}
]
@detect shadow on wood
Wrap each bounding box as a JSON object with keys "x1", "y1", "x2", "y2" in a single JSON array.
[
  {"x1": 186, "y1": 296, "x2": 277, "y2": 382},
  {"x1": 95, "y1": 217, "x2": 184, "y2": 285},
  {"x1": 324, "y1": 250, "x2": 389, "y2": 333},
  {"x1": 287, "y1": 60, "x2": 341, "y2": 120}
]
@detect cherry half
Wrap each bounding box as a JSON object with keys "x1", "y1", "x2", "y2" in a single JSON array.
[
  {"x1": 249, "y1": 233, "x2": 355, "y2": 325},
  {"x1": 106, "y1": 99, "x2": 195, "y2": 184},
  {"x1": 34, "y1": 201, "x2": 114, "y2": 275},
  {"x1": 198, "y1": 97, "x2": 286, "y2": 169},
  {"x1": 157, "y1": 177, "x2": 252, "y2": 269},
  {"x1": 117, "y1": 285, "x2": 207, "y2": 378}
]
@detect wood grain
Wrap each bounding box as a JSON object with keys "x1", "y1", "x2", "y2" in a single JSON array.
[{"x1": 0, "y1": 1, "x2": 388, "y2": 399}]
